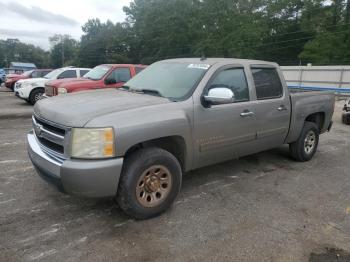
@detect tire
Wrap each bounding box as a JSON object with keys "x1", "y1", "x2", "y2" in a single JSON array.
[
  {"x1": 29, "y1": 88, "x2": 44, "y2": 105},
  {"x1": 343, "y1": 112, "x2": 350, "y2": 125},
  {"x1": 289, "y1": 122, "x2": 319, "y2": 162},
  {"x1": 117, "y1": 147, "x2": 182, "y2": 220}
]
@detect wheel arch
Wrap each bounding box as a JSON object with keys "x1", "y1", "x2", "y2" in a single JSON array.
[
  {"x1": 124, "y1": 136, "x2": 188, "y2": 172},
  {"x1": 29, "y1": 86, "x2": 45, "y2": 97},
  {"x1": 305, "y1": 112, "x2": 325, "y2": 132},
  {"x1": 286, "y1": 111, "x2": 327, "y2": 144}
]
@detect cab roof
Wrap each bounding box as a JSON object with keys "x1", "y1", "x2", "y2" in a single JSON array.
[
  {"x1": 159, "y1": 58, "x2": 279, "y2": 67},
  {"x1": 100, "y1": 64, "x2": 147, "y2": 68}
]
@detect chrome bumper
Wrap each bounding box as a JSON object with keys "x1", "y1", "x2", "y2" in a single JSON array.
[{"x1": 27, "y1": 132, "x2": 124, "y2": 198}]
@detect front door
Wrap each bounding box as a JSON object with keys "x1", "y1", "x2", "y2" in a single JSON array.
[
  {"x1": 193, "y1": 66, "x2": 257, "y2": 169},
  {"x1": 106, "y1": 68, "x2": 132, "y2": 88}
]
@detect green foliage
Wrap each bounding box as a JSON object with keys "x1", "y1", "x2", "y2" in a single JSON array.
[
  {"x1": 49, "y1": 34, "x2": 79, "y2": 68},
  {"x1": 76, "y1": 19, "x2": 131, "y2": 67},
  {"x1": 1, "y1": 0, "x2": 349, "y2": 68},
  {"x1": 0, "y1": 39, "x2": 49, "y2": 68}
]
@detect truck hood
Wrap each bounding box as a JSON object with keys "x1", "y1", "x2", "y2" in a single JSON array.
[
  {"x1": 6, "y1": 74, "x2": 26, "y2": 80},
  {"x1": 19, "y1": 77, "x2": 48, "y2": 85},
  {"x1": 34, "y1": 89, "x2": 170, "y2": 127},
  {"x1": 49, "y1": 78, "x2": 100, "y2": 89}
]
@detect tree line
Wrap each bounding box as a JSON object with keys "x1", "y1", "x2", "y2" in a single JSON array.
[{"x1": 1, "y1": 0, "x2": 349, "y2": 69}]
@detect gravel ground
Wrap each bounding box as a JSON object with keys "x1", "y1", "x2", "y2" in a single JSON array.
[
  {"x1": 0, "y1": 93, "x2": 349, "y2": 262},
  {"x1": 0, "y1": 87, "x2": 33, "y2": 119}
]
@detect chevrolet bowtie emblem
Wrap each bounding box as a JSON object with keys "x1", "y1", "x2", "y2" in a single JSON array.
[{"x1": 34, "y1": 123, "x2": 43, "y2": 137}]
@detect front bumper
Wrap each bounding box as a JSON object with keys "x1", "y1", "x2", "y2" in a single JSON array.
[
  {"x1": 27, "y1": 132, "x2": 124, "y2": 198},
  {"x1": 5, "y1": 81, "x2": 14, "y2": 88}
]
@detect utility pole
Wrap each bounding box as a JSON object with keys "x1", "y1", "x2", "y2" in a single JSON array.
[{"x1": 61, "y1": 35, "x2": 65, "y2": 67}]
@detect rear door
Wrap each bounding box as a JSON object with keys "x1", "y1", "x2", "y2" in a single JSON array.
[{"x1": 251, "y1": 66, "x2": 290, "y2": 148}]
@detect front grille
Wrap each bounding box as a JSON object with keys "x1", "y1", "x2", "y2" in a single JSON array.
[
  {"x1": 32, "y1": 115, "x2": 67, "y2": 159},
  {"x1": 45, "y1": 85, "x2": 55, "y2": 97}
]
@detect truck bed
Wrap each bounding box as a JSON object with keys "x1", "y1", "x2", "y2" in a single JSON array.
[{"x1": 285, "y1": 91, "x2": 335, "y2": 143}]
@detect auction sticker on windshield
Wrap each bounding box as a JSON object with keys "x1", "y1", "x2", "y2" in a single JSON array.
[{"x1": 188, "y1": 64, "x2": 210, "y2": 70}]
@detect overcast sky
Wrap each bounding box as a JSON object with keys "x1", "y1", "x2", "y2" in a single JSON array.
[{"x1": 0, "y1": 0, "x2": 132, "y2": 50}]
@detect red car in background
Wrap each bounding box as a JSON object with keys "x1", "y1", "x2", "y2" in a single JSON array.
[
  {"x1": 45, "y1": 64, "x2": 147, "y2": 96},
  {"x1": 5, "y1": 69, "x2": 52, "y2": 90}
]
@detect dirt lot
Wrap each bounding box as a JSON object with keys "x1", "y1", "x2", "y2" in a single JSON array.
[{"x1": 0, "y1": 91, "x2": 350, "y2": 262}]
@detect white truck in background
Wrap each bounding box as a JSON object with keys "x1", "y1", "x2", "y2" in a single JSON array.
[{"x1": 15, "y1": 67, "x2": 91, "y2": 105}]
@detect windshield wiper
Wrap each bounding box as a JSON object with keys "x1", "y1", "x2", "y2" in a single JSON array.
[
  {"x1": 121, "y1": 85, "x2": 131, "y2": 90},
  {"x1": 133, "y1": 88, "x2": 163, "y2": 97},
  {"x1": 122, "y1": 87, "x2": 171, "y2": 100}
]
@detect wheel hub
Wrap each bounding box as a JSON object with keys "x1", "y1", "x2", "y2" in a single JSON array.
[
  {"x1": 304, "y1": 131, "x2": 316, "y2": 154},
  {"x1": 145, "y1": 175, "x2": 161, "y2": 192},
  {"x1": 136, "y1": 165, "x2": 172, "y2": 208}
]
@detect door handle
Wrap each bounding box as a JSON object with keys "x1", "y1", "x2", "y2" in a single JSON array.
[
  {"x1": 277, "y1": 105, "x2": 288, "y2": 111},
  {"x1": 240, "y1": 111, "x2": 255, "y2": 117}
]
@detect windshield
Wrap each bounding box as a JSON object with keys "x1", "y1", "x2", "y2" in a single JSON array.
[
  {"x1": 125, "y1": 62, "x2": 210, "y2": 100},
  {"x1": 44, "y1": 68, "x2": 65, "y2": 79},
  {"x1": 84, "y1": 65, "x2": 111, "y2": 80},
  {"x1": 22, "y1": 70, "x2": 33, "y2": 76}
]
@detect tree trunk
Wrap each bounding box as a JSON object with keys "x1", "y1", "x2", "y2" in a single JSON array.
[
  {"x1": 332, "y1": 0, "x2": 343, "y2": 25},
  {"x1": 345, "y1": 0, "x2": 350, "y2": 25}
]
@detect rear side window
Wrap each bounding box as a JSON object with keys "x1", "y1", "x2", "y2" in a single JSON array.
[
  {"x1": 135, "y1": 67, "x2": 145, "y2": 74},
  {"x1": 31, "y1": 71, "x2": 40, "y2": 78},
  {"x1": 39, "y1": 70, "x2": 51, "y2": 77},
  {"x1": 109, "y1": 68, "x2": 131, "y2": 83},
  {"x1": 58, "y1": 70, "x2": 77, "y2": 79},
  {"x1": 209, "y1": 68, "x2": 249, "y2": 103},
  {"x1": 252, "y1": 68, "x2": 283, "y2": 100},
  {"x1": 80, "y1": 70, "x2": 90, "y2": 77}
]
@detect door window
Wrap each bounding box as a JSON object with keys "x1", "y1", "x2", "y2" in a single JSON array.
[
  {"x1": 135, "y1": 67, "x2": 145, "y2": 74},
  {"x1": 57, "y1": 70, "x2": 77, "y2": 79},
  {"x1": 208, "y1": 68, "x2": 249, "y2": 103},
  {"x1": 108, "y1": 68, "x2": 131, "y2": 83},
  {"x1": 252, "y1": 68, "x2": 283, "y2": 100},
  {"x1": 31, "y1": 71, "x2": 40, "y2": 78},
  {"x1": 39, "y1": 70, "x2": 52, "y2": 77},
  {"x1": 80, "y1": 70, "x2": 90, "y2": 77}
]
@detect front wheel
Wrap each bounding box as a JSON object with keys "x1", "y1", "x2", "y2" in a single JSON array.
[
  {"x1": 117, "y1": 148, "x2": 182, "y2": 220},
  {"x1": 29, "y1": 88, "x2": 44, "y2": 105},
  {"x1": 289, "y1": 122, "x2": 319, "y2": 162}
]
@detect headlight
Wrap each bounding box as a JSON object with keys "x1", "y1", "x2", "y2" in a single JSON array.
[
  {"x1": 57, "y1": 87, "x2": 67, "y2": 95},
  {"x1": 70, "y1": 128, "x2": 115, "y2": 159}
]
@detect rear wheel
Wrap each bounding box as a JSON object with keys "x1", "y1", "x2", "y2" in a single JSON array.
[
  {"x1": 117, "y1": 148, "x2": 182, "y2": 220},
  {"x1": 289, "y1": 122, "x2": 319, "y2": 162},
  {"x1": 29, "y1": 88, "x2": 44, "y2": 105}
]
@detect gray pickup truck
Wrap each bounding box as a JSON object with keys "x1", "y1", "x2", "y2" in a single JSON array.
[{"x1": 28, "y1": 58, "x2": 335, "y2": 219}]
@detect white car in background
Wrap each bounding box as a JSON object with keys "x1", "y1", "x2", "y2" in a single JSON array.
[{"x1": 15, "y1": 67, "x2": 91, "y2": 105}]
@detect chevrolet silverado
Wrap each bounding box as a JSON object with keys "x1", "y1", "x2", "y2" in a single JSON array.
[{"x1": 27, "y1": 58, "x2": 335, "y2": 219}]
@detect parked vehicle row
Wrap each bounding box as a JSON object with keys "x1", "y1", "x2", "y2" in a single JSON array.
[
  {"x1": 27, "y1": 58, "x2": 335, "y2": 220},
  {"x1": 14, "y1": 67, "x2": 91, "y2": 104},
  {"x1": 7, "y1": 64, "x2": 147, "y2": 105},
  {"x1": 45, "y1": 64, "x2": 146, "y2": 97},
  {"x1": 5, "y1": 69, "x2": 53, "y2": 90}
]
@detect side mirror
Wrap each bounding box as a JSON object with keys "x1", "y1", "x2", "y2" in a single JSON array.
[
  {"x1": 105, "y1": 78, "x2": 117, "y2": 85},
  {"x1": 204, "y1": 87, "x2": 235, "y2": 105}
]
